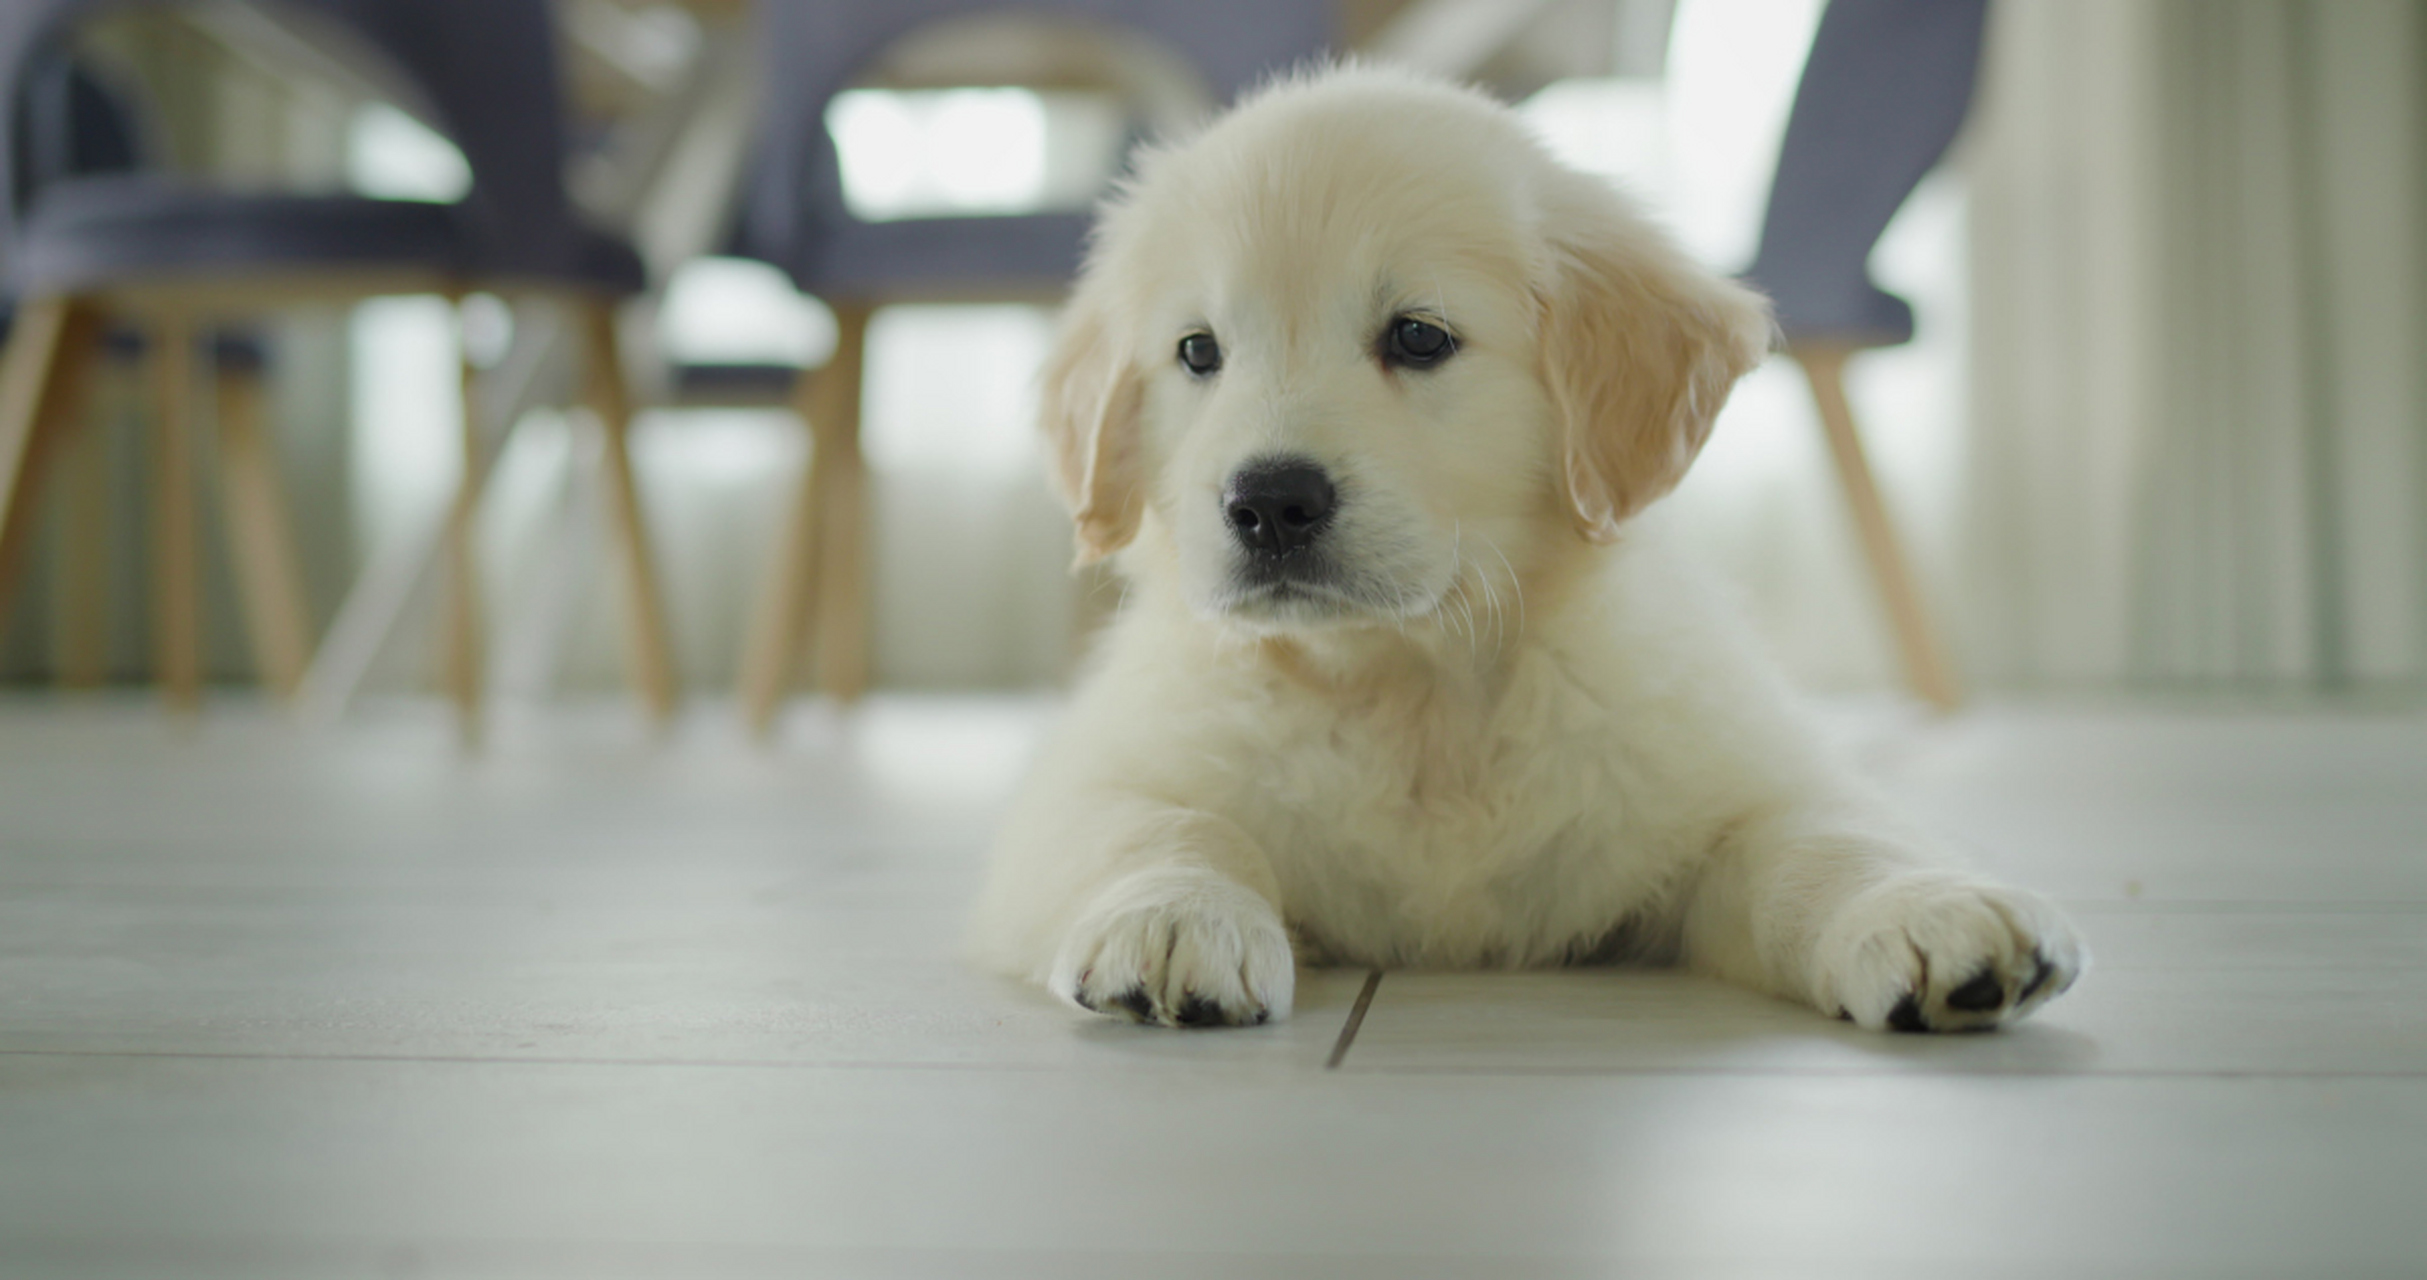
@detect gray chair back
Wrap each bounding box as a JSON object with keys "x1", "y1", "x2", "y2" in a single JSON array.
[
  {"x1": 1744, "y1": 0, "x2": 1990, "y2": 346},
  {"x1": 737, "y1": 0, "x2": 1332, "y2": 293},
  {"x1": 0, "y1": 0, "x2": 585, "y2": 279},
  {"x1": 11, "y1": 53, "x2": 141, "y2": 203}
]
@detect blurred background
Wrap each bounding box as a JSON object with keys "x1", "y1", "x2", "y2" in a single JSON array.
[{"x1": 0, "y1": 0, "x2": 2419, "y2": 720}]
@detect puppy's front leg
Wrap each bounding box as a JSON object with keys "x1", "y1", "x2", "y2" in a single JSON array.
[
  {"x1": 995, "y1": 799, "x2": 1294, "y2": 1028},
  {"x1": 1678, "y1": 807, "x2": 2087, "y2": 1032}
]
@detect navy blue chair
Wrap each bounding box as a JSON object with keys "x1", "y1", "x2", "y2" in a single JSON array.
[
  {"x1": 0, "y1": 0, "x2": 677, "y2": 733},
  {"x1": 0, "y1": 52, "x2": 287, "y2": 691},
  {"x1": 721, "y1": 0, "x2": 1331, "y2": 735},
  {"x1": 1742, "y1": 0, "x2": 1989, "y2": 711}
]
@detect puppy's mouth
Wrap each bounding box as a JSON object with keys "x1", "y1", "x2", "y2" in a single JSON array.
[{"x1": 1213, "y1": 562, "x2": 1414, "y2": 627}]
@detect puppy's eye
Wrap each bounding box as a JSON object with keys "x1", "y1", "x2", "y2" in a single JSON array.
[
  {"x1": 1178, "y1": 332, "x2": 1223, "y2": 376},
  {"x1": 1384, "y1": 316, "x2": 1456, "y2": 368}
]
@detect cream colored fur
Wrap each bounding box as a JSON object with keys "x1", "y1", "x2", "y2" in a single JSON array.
[{"x1": 970, "y1": 65, "x2": 2085, "y2": 1033}]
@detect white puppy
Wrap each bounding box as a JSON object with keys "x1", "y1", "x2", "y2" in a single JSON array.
[{"x1": 970, "y1": 65, "x2": 2084, "y2": 1033}]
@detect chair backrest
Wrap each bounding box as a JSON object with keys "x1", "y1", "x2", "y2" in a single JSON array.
[
  {"x1": 737, "y1": 0, "x2": 1332, "y2": 291},
  {"x1": 11, "y1": 54, "x2": 142, "y2": 204},
  {"x1": 1744, "y1": 0, "x2": 1989, "y2": 346},
  {"x1": 0, "y1": 0, "x2": 585, "y2": 278}
]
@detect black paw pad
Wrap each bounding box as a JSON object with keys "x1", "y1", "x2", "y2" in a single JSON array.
[
  {"x1": 1174, "y1": 994, "x2": 1223, "y2": 1027},
  {"x1": 1887, "y1": 993, "x2": 1929, "y2": 1033},
  {"x1": 1111, "y1": 986, "x2": 1155, "y2": 1022},
  {"x1": 1945, "y1": 968, "x2": 2005, "y2": 1012}
]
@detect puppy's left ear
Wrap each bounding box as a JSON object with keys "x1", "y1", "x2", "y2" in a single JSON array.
[{"x1": 1536, "y1": 180, "x2": 1774, "y2": 541}]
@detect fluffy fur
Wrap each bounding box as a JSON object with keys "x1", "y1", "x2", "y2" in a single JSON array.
[{"x1": 969, "y1": 65, "x2": 2085, "y2": 1033}]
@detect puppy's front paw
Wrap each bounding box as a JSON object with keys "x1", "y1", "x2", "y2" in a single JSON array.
[
  {"x1": 1049, "y1": 866, "x2": 1294, "y2": 1028},
  {"x1": 1814, "y1": 874, "x2": 2086, "y2": 1033}
]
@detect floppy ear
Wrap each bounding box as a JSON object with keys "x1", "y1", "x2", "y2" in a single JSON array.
[
  {"x1": 1039, "y1": 280, "x2": 1147, "y2": 565},
  {"x1": 1536, "y1": 184, "x2": 1775, "y2": 542}
]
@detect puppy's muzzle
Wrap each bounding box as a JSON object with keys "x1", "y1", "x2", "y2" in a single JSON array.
[{"x1": 1223, "y1": 457, "x2": 1335, "y2": 561}]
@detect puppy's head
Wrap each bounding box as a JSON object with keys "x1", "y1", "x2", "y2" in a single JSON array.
[{"x1": 1042, "y1": 66, "x2": 1771, "y2": 635}]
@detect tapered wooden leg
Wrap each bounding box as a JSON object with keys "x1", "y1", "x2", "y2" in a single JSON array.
[
  {"x1": 808, "y1": 303, "x2": 871, "y2": 704},
  {"x1": 1794, "y1": 344, "x2": 1962, "y2": 712},
  {"x1": 46, "y1": 317, "x2": 111, "y2": 687},
  {"x1": 734, "y1": 369, "x2": 827, "y2": 740},
  {"x1": 148, "y1": 314, "x2": 202, "y2": 712},
  {"x1": 580, "y1": 302, "x2": 679, "y2": 727},
  {"x1": 214, "y1": 364, "x2": 313, "y2": 699},
  {"x1": 442, "y1": 335, "x2": 484, "y2": 744},
  {"x1": 0, "y1": 297, "x2": 100, "y2": 641}
]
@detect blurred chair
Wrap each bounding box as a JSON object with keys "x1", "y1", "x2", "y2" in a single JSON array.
[
  {"x1": 706, "y1": 0, "x2": 1329, "y2": 737},
  {"x1": 1, "y1": 52, "x2": 283, "y2": 693},
  {"x1": 0, "y1": 0, "x2": 678, "y2": 734},
  {"x1": 1743, "y1": 0, "x2": 1988, "y2": 712}
]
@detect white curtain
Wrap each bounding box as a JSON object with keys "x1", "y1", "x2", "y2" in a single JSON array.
[{"x1": 1962, "y1": 0, "x2": 2427, "y2": 693}]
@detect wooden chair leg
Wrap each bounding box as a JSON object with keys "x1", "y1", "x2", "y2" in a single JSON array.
[
  {"x1": 442, "y1": 338, "x2": 484, "y2": 744},
  {"x1": 50, "y1": 407, "x2": 111, "y2": 688},
  {"x1": 809, "y1": 302, "x2": 872, "y2": 704},
  {"x1": 1793, "y1": 345, "x2": 1962, "y2": 712},
  {"x1": 734, "y1": 369, "x2": 827, "y2": 740},
  {"x1": 213, "y1": 364, "x2": 314, "y2": 699},
  {"x1": 148, "y1": 314, "x2": 202, "y2": 712},
  {"x1": 43, "y1": 316, "x2": 111, "y2": 688},
  {"x1": 0, "y1": 297, "x2": 101, "y2": 641},
  {"x1": 579, "y1": 302, "x2": 679, "y2": 726}
]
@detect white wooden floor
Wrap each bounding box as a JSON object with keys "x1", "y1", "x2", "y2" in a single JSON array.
[{"x1": 2, "y1": 695, "x2": 2423, "y2": 1278}]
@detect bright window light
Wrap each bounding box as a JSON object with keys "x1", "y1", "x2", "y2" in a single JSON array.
[
  {"x1": 347, "y1": 296, "x2": 460, "y2": 553},
  {"x1": 656, "y1": 256, "x2": 836, "y2": 368},
  {"x1": 1518, "y1": 78, "x2": 1669, "y2": 200},
  {"x1": 829, "y1": 87, "x2": 1074, "y2": 221},
  {"x1": 830, "y1": 90, "x2": 925, "y2": 216},
  {"x1": 1518, "y1": 0, "x2": 1822, "y2": 273},
  {"x1": 862, "y1": 305, "x2": 1054, "y2": 476},
  {"x1": 926, "y1": 89, "x2": 1049, "y2": 210},
  {"x1": 346, "y1": 102, "x2": 471, "y2": 202},
  {"x1": 1660, "y1": 0, "x2": 1826, "y2": 271}
]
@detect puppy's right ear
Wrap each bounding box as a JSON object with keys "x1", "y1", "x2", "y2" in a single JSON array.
[{"x1": 1039, "y1": 281, "x2": 1146, "y2": 565}]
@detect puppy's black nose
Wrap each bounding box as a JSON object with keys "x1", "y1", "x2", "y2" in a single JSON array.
[{"x1": 1224, "y1": 459, "x2": 1335, "y2": 558}]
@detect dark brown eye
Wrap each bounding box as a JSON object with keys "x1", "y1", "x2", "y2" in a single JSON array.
[
  {"x1": 1384, "y1": 316, "x2": 1455, "y2": 368},
  {"x1": 1178, "y1": 332, "x2": 1222, "y2": 376}
]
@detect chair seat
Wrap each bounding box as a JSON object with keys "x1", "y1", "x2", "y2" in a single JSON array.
[
  {"x1": 1741, "y1": 263, "x2": 1917, "y2": 349},
  {"x1": 7, "y1": 176, "x2": 648, "y2": 300},
  {"x1": 553, "y1": 223, "x2": 648, "y2": 298},
  {"x1": 794, "y1": 212, "x2": 1089, "y2": 299},
  {"x1": 667, "y1": 360, "x2": 802, "y2": 406},
  {"x1": 8, "y1": 177, "x2": 467, "y2": 297}
]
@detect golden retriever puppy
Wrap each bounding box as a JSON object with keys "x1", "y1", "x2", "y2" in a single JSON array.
[{"x1": 970, "y1": 65, "x2": 2084, "y2": 1033}]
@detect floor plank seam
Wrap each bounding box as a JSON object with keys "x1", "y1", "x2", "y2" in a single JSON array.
[{"x1": 1323, "y1": 970, "x2": 1384, "y2": 1070}]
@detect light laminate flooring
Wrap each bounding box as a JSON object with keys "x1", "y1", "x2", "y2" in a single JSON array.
[{"x1": 2, "y1": 696, "x2": 2422, "y2": 1278}]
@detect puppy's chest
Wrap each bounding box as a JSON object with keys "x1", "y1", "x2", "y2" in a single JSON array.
[{"x1": 1216, "y1": 673, "x2": 1685, "y2": 950}]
